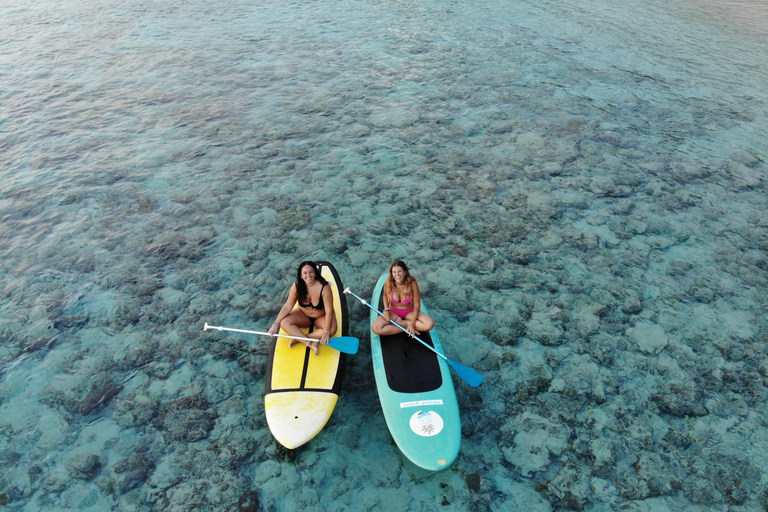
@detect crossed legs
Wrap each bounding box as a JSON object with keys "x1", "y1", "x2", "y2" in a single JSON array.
[{"x1": 279, "y1": 309, "x2": 337, "y2": 355}]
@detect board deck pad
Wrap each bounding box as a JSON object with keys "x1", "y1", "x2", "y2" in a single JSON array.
[{"x1": 378, "y1": 293, "x2": 442, "y2": 394}]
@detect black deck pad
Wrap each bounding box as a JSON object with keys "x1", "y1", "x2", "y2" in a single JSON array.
[{"x1": 378, "y1": 292, "x2": 442, "y2": 393}]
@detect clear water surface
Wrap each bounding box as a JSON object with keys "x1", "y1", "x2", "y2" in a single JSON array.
[{"x1": 1, "y1": 0, "x2": 767, "y2": 510}]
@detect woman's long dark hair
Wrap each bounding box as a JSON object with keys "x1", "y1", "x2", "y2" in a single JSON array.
[{"x1": 296, "y1": 261, "x2": 328, "y2": 305}]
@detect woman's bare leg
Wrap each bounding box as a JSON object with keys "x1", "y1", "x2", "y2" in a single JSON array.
[
  {"x1": 305, "y1": 315, "x2": 338, "y2": 355},
  {"x1": 412, "y1": 312, "x2": 434, "y2": 332},
  {"x1": 373, "y1": 314, "x2": 417, "y2": 336},
  {"x1": 280, "y1": 310, "x2": 313, "y2": 348},
  {"x1": 373, "y1": 316, "x2": 400, "y2": 336}
]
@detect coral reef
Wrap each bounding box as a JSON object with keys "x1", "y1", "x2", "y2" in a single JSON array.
[{"x1": 1, "y1": 0, "x2": 767, "y2": 511}]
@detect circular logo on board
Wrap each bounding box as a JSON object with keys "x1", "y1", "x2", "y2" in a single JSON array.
[{"x1": 409, "y1": 410, "x2": 444, "y2": 437}]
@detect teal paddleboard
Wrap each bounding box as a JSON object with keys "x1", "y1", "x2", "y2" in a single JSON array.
[{"x1": 369, "y1": 273, "x2": 461, "y2": 471}]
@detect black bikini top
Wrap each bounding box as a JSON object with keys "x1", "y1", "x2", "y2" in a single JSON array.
[{"x1": 299, "y1": 284, "x2": 326, "y2": 310}]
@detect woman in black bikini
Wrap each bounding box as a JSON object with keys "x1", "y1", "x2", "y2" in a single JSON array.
[{"x1": 268, "y1": 261, "x2": 337, "y2": 356}]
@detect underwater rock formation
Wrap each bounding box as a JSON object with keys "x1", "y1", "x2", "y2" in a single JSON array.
[
  {"x1": 238, "y1": 490, "x2": 260, "y2": 512},
  {"x1": 65, "y1": 453, "x2": 103, "y2": 480},
  {"x1": 154, "y1": 393, "x2": 218, "y2": 442},
  {"x1": 75, "y1": 384, "x2": 124, "y2": 415}
]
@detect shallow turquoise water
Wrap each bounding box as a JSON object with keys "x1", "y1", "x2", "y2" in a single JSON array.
[{"x1": 1, "y1": 0, "x2": 767, "y2": 510}]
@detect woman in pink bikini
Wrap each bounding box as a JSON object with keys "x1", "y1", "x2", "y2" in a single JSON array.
[{"x1": 372, "y1": 260, "x2": 435, "y2": 337}]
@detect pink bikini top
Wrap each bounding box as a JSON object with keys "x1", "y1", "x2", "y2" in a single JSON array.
[{"x1": 391, "y1": 292, "x2": 412, "y2": 306}]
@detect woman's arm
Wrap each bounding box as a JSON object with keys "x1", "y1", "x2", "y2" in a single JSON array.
[
  {"x1": 408, "y1": 281, "x2": 422, "y2": 335},
  {"x1": 382, "y1": 287, "x2": 391, "y2": 322},
  {"x1": 320, "y1": 285, "x2": 335, "y2": 343},
  {"x1": 269, "y1": 283, "x2": 298, "y2": 335}
]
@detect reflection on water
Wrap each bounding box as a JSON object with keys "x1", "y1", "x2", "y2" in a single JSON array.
[
  {"x1": 0, "y1": 0, "x2": 767, "y2": 510},
  {"x1": 685, "y1": 0, "x2": 768, "y2": 37}
]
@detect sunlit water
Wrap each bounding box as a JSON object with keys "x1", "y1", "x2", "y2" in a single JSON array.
[{"x1": 1, "y1": 0, "x2": 767, "y2": 510}]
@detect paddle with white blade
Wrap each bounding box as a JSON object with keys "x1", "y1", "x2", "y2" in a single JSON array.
[
  {"x1": 343, "y1": 288, "x2": 483, "y2": 387},
  {"x1": 203, "y1": 323, "x2": 359, "y2": 354}
]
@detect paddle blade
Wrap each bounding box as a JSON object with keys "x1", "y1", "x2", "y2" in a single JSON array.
[
  {"x1": 448, "y1": 358, "x2": 484, "y2": 387},
  {"x1": 328, "y1": 336, "x2": 359, "y2": 355}
]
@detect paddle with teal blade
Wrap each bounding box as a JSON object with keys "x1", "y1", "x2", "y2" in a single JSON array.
[
  {"x1": 343, "y1": 288, "x2": 483, "y2": 387},
  {"x1": 203, "y1": 323, "x2": 359, "y2": 355}
]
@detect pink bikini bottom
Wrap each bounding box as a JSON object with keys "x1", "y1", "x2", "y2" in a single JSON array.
[{"x1": 390, "y1": 307, "x2": 414, "y2": 318}]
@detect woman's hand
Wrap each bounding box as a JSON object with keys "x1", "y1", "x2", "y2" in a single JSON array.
[
  {"x1": 320, "y1": 329, "x2": 331, "y2": 345},
  {"x1": 268, "y1": 322, "x2": 280, "y2": 336}
]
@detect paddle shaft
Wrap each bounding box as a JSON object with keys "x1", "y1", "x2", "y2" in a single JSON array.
[
  {"x1": 343, "y1": 288, "x2": 449, "y2": 362},
  {"x1": 344, "y1": 287, "x2": 483, "y2": 387},
  {"x1": 205, "y1": 323, "x2": 322, "y2": 343},
  {"x1": 205, "y1": 323, "x2": 359, "y2": 355}
]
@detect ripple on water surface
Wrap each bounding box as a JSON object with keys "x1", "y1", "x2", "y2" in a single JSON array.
[{"x1": 0, "y1": 0, "x2": 767, "y2": 510}]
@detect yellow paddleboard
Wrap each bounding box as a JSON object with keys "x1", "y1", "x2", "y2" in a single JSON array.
[{"x1": 264, "y1": 261, "x2": 348, "y2": 449}]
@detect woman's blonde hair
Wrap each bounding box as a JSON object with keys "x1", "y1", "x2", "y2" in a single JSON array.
[{"x1": 383, "y1": 260, "x2": 415, "y2": 300}]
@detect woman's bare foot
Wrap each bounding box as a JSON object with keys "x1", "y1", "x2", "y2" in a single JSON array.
[{"x1": 288, "y1": 338, "x2": 320, "y2": 355}]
